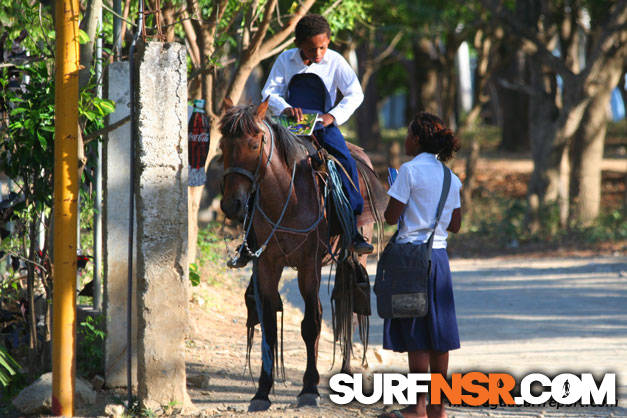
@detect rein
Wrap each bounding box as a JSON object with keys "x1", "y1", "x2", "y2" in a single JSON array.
[{"x1": 223, "y1": 121, "x2": 323, "y2": 260}]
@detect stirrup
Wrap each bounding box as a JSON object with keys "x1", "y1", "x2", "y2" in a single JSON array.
[{"x1": 350, "y1": 233, "x2": 374, "y2": 255}]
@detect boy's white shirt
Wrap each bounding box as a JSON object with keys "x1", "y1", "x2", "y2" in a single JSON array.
[
  {"x1": 261, "y1": 48, "x2": 364, "y2": 126},
  {"x1": 387, "y1": 153, "x2": 462, "y2": 249}
]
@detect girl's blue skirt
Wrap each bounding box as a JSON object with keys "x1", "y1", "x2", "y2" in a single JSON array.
[{"x1": 383, "y1": 248, "x2": 460, "y2": 352}]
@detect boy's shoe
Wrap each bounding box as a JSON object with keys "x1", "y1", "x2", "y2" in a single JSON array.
[
  {"x1": 227, "y1": 251, "x2": 251, "y2": 269},
  {"x1": 351, "y1": 232, "x2": 374, "y2": 254}
]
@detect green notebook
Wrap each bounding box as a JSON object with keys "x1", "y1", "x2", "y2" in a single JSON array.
[{"x1": 273, "y1": 113, "x2": 322, "y2": 136}]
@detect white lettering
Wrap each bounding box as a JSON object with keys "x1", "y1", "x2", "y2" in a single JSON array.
[
  {"x1": 520, "y1": 373, "x2": 552, "y2": 405},
  {"x1": 189, "y1": 133, "x2": 210, "y2": 143},
  {"x1": 581, "y1": 373, "x2": 616, "y2": 405},
  {"x1": 406, "y1": 373, "x2": 430, "y2": 404},
  {"x1": 329, "y1": 373, "x2": 354, "y2": 405},
  {"x1": 551, "y1": 374, "x2": 581, "y2": 405},
  {"x1": 353, "y1": 374, "x2": 382, "y2": 405},
  {"x1": 383, "y1": 373, "x2": 409, "y2": 405}
]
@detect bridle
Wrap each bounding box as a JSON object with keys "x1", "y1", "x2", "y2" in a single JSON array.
[
  {"x1": 221, "y1": 120, "x2": 324, "y2": 259},
  {"x1": 222, "y1": 120, "x2": 275, "y2": 188}
]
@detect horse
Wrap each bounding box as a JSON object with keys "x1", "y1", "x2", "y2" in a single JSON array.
[{"x1": 219, "y1": 98, "x2": 388, "y2": 411}]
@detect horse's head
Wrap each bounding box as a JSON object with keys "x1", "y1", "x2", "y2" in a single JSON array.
[{"x1": 219, "y1": 98, "x2": 270, "y2": 221}]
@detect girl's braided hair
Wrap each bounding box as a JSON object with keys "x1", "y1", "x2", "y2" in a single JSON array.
[{"x1": 410, "y1": 112, "x2": 461, "y2": 162}]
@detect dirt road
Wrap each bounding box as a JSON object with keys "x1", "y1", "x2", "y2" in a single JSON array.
[{"x1": 187, "y1": 255, "x2": 627, "y2": 417}]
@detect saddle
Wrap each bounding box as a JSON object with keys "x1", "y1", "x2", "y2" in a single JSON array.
[{"x1": 305, "y1": 135, "x2": 388, "y2": 235}]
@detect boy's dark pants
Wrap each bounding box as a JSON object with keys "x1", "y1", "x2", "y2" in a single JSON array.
[{"x1": 315, "y1": 125, "x2": 364, "y2": 216}]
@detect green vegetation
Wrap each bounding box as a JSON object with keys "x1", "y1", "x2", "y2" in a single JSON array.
[
  {"x1": 77, "y1": 314, "x2": 105, "y2": 378},
  {"x1": 1, "y1": 1, "x2": 114, "y2": 385},
  {"x1": 449, "y1": 195, "x2": 626, "y2": 256},
  {"x1": 0, "y1": 345, "x2": 19, "y2": 387},
  {"x1": 195, "y1": 222, "x2": 234, "y2": 286}
]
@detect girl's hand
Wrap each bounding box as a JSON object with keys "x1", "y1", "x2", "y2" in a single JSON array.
[{"x1": 447, "y1": 208, "x2": 462, "y2": 233}]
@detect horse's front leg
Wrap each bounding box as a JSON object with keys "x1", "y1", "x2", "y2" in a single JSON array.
[
  {"x1": 249, "y1": 259, "x2": 282, "y2": 412},
  {"x1": 297, "y1": 260, "x2": 322, "y2": 407}
]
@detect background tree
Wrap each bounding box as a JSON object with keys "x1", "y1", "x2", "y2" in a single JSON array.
[{"x1": 482, "y1": 0, "x2": 627, "y2": 229}]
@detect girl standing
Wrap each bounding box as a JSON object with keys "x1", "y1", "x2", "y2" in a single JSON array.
[{"x1": 382, "y1": 112, "x2": 462, "y2": 418}]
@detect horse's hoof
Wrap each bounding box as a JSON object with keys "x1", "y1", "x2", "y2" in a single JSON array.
[
  {"x1": 248, "y1": 399, "x2": 271, "y2": 412},
  {"x1": 297, "y1": 393, "x2": 320, "y2": 408}
]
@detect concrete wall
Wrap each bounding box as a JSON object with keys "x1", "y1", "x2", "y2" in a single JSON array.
[
  {"x1": 103, "y1": 61, "x2": 137, "y2": 388},
  {"x1": 134, "y1": 41, "x2": 189, "y2": 406}
]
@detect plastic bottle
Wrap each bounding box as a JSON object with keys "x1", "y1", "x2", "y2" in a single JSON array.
[{"x1": 188, "y1": 99, "x2": 210, "y2": 186}]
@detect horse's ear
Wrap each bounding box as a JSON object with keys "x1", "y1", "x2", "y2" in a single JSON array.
[
  {"x1": 256, "y1": 97, "x2": 270, "y2": 120},
  {"x1": 222, "y1": 97, "x2": 234, "y2": 112}
]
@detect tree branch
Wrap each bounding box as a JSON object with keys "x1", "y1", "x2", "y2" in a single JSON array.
[
  {"x1": 259, "y1": 0, "x2": 316, "y2": 55},
  {"x1": 83, "y1": 115, "x2": 130, "y2": 142},
  {"x1": 180, "y1": 6, "x2": 201, "y2": 67},
  {"x1": 248, "y1": 0, "x2": 279, "y2": 55},
  {"x1": 480, "y1": 0, "x2": 576, "y2": 79},
  {"x1": 586, "y1": 0, "x2": 627, "y2": 73},
  {"x1": 372, "y1": 32, "x2": 403, "y2": 67},
  {"x1": 322, "y1": 0, "x2": 342, "y2": 16},
  {"x1": 260, "y1": 36, "x2": 294, "y2": 61}
]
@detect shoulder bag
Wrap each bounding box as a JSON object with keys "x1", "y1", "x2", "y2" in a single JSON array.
[{"x1": 373, "y1": 163, "x2": 451, "y2": 319}]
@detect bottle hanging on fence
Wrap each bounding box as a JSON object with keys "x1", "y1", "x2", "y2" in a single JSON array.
[{"x1": 188, "y1": 99, "x2": 210, "y2": 187}]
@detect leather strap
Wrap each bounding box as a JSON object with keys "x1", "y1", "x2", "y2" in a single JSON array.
[{"x1": 426, "y1": 162, "x2": 451, "y2": 250}]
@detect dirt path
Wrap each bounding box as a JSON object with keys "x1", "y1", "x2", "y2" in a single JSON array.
[{"x1": 186, "y1": 255, "x2": 627, "y2": 417}]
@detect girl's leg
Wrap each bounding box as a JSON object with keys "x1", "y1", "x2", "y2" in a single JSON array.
[
  {"x1": 427, "y1": 351, "x2": 449, "y2": 418},
  {"x1": 384, "y1": 350, "x2": 429, "y2": 418}
]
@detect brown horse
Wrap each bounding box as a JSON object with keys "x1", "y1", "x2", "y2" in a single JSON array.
[{"x1": 219, "y1": 99, "x2": 387, "y2": 411}]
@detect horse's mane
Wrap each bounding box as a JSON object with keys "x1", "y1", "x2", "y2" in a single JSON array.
[{"x1": 220, "y1": 105, "x2": 310, "y2": 169}]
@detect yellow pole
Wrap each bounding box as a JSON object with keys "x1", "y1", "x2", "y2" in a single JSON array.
[{"x1": 52, "y1": 0, "x2": 79, "y2": 415}]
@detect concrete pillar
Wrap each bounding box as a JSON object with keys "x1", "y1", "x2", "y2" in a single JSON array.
[
  {"x1": 103, "y1": 61, "x2": 137, "y2": 388},
  {"x1": 134, "y1": 41, "x2": 188, "y2": 406}
]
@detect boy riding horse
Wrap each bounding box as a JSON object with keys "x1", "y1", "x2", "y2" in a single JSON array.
[{"x1": 228, "y1": 14, "x2": 372, "y2": 268}]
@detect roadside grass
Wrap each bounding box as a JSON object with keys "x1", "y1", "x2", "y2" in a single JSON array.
[
  {"x1": 448, "y1": 195, "x2": 626, "y2": 257},
  {"x1": 191, "y1": 222, "x2": 249, "y2": 311}
]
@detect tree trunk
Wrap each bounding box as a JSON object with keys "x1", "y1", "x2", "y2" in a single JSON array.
[
  {"x1": 526, "y1": 60, "x2": 560, "y2": 232},
  {"x1": 618, "y1": 72, "x2": 627, "y2": 110},
  {"x1": 462, "y1": 139, "x2": 479, "y2": 214},
  {"x1": 459, "y1": 28, "x2": 496, "y2": 212},
  {"x1": 412, "y1": 39, "x2": 439, "y2": 115},
  {"x1": 161, "y1": 4, "x2": 176, "y2": 43},
  {"x1": 355, "y1": 41, "x2": 381, "y2": 150},
  {"x1": 356, "y1": 78, "x2": 381, "y2": 150},
  {"x1": 79, "y1": 0, "x2": 103, "y2": 88},
  {"x1": 569, "y1": 61, "x2": 623, "y2": 225},
  {"x1": 26, "y1": 226, "x2": 38, "y2": 354},
  {"x1": 440, "y1": 38, "x2": 458, "y2": 129},
  {"x1": 497, "y1": 49, "x2": 530, "y2": 151}
]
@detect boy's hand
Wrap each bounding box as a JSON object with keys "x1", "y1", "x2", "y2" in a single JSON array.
[
  {"x1": 321, "y1": 113, "x2": 335, "y2": 127},
  {"x1": 282, "y1": 107, "x2": 303, "y2": 122}
]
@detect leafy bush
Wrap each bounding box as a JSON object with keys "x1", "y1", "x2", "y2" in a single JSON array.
[
  {"x1": 77, "y1": 314, "x2": 105, "y2": 378},
  {"x1": 0, "y1": 345, "x2": 19, "y2": 388}
]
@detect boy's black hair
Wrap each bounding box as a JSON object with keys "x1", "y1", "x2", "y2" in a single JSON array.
[
  {"x1": 410, "y1": 112, "x2": 461, "y2": 162},
  {"x1": 295, "y1": 14, "x2": 331, "y2": 44}
]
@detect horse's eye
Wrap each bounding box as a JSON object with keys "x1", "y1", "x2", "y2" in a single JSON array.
[{"x1": 251, "y1": 143, "x2": 259, "y2": 150}]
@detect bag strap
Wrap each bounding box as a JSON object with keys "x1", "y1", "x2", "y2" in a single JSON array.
[
  {"x1": 390, "y1": 162, "x2": 451, "y2": 247},
  {"x1": 426, "y1": 163, "x2": 451, "y2": 251}
]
